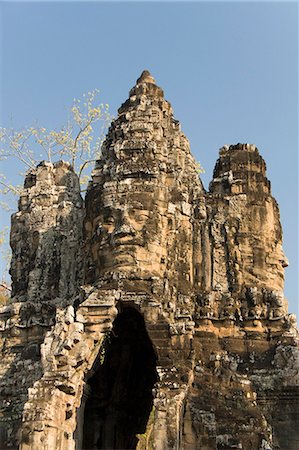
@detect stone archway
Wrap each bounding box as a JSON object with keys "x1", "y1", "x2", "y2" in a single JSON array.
[{"x1": 81, "y1": 306, "x2": 158, "y2": 450}]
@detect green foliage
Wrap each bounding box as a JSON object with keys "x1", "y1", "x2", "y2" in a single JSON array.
[
  {"x1": 99, "y1": 330, "x2": 112, "y2": 365},
  {"x1": 136, "y1": 406, "x2": 155, "y2": 450},
  {"x1": 195, "y1": 160, "x2": 205, "y2": 175},
  {"x1": 0, "y1": 227, "x2": 11, "y2": 281},
  {"x1": 0, "y1": 283, "x2": 11, "y2": 306},
  {"x1": 0, "y1": 89, "x2": 111, "y2": 190}
]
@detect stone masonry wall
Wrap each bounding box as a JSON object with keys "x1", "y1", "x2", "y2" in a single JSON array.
[
  {"x1": 0, "y1": 71, "x2": 297, "y2": 450},
  {"x1": 0, "y1": 161, "x2": 85, "y2": 447}
]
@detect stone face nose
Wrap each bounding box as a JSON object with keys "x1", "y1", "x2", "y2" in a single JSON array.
[
  {"x1": 113, "y1": 222, "x2": 136, "y2": 238},
  {"x1": 110, "y1": 210, "x2": 140, "y2": 245},
  {"x1": 136, "y1": 70, "x2": 156, "y2": 85}
]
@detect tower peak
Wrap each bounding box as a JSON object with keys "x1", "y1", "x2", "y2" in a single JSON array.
[{"x1": 136, "y1": 70, "x2": 156, "y2": 85}]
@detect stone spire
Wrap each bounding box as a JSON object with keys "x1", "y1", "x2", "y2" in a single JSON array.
[
  {"x1": 10, "y1": 161, "x2": 84, "y2": 306},
  {"x1": 205, "y1": 143, "x2": 288, "y2": 320},
  {"x1": 128, "y1": 69, "x2": 164, "y2": 100},
  {"x1": 209, "y1": 143, "x2": 270, "y2": 195},
  {"x1": 136, "y1": 69, "x2": 156, "y2": 84},
  {"x1": 84, "y1": 70, "x2": 204, "y2": 285}
]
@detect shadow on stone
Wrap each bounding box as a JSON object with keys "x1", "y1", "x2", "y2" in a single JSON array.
[{"x1": 81, "y1": 306, "x2": 158, "y2": 450}]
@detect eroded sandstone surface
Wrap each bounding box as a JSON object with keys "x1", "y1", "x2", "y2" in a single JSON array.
[{"x1": 0, "y1": 71, "x2": 298, "y2": 450}]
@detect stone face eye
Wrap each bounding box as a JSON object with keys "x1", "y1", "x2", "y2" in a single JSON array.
[
  {"x1": 105, "y1": 217, "x2": 115, "y2": 226},
  {"x1": 130, "y1": 210, "x2": 149, "y2": 223},
  {"x1": 97, "y1": 215, "x2": 116, "y2": 234},
  {"x1": 135, "y1": 213, "x2": 148, "y2": 222}
]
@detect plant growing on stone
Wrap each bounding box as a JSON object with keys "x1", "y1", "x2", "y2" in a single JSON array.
[
  {"x1": 0, "y1": 287, "x2": 10, "y2": 307},
  {"x1": 0, "y1": 226, "x2": 11, "y2": 294},
  {"x1": 99, "y1": 330, "x2": 112, "y2": 365},
  {"x1": 0, "y1": 89, "x2": 110, "y2": 191},
  {"x1": 0, "y1": 90, "x2": 111, "y2": 281},
  {"x1": 195, "y1": 161, "x2": 205, "y2": 175},
  {"x1": 136, "y1": 406, "x2": 155, "y2": 450}
]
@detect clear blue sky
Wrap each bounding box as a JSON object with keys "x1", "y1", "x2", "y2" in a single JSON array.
[{"x1": 0, "y1": 1, "x2": 298, "y2": 314}]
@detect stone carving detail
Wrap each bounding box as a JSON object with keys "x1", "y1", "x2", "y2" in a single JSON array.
[{"x1": 0, "y1": 71, "x2": 298, "y2": 450}]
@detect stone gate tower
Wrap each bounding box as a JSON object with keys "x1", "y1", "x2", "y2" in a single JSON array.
[{"x1": 0, "y1": 71, "x2": 298, "y2": 450}]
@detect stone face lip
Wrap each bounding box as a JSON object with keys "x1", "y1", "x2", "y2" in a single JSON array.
[{"x1": 0, "y1": 72, "x2": 298, "y2": 450}]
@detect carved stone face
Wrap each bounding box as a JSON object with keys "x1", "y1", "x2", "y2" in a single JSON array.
[{"x1": 93, "y1": 179, "x2": 168, "y2": 276}]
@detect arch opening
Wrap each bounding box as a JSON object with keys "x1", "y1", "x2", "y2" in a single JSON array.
[{"x1": 82, "y1": 306, "x2": 158, "y2": 449}]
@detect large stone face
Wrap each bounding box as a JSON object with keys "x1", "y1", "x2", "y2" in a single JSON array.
[
  {"x1": 209, "y1": 143, "x2": 287, "y2": 292},
  {"x1": 200, "y1": 143, "x2": 289, "y2": 324},
  {"x1": 0, "y1": 71, "x2": 298, "y2": 450},
  {"x1": 84, "y1": 69, "x2": 202, "y2": 287}
]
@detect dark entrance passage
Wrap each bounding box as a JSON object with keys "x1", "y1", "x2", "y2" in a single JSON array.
[{"x1": 82, "y1": 306, "x2": 158, "y2": 449}]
